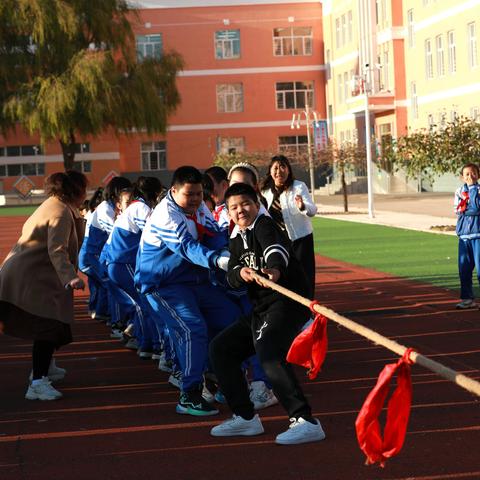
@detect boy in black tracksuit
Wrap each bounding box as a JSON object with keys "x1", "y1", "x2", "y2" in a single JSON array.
[{"x1": 209, "y1": 182, "x2": 325, "y2": 445}]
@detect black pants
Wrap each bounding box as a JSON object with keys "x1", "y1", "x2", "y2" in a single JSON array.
[
  {"x1": 292, "y1": 233, "x2": 315, "y2": 299},
  {"x1": 210, "y1": 300, "x2": 311, "y2": 420},
  {"x1": 32, "y1": 341, "x2": 55, "y2": 380}
]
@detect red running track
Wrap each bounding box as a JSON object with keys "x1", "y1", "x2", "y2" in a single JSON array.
[{"x1": 1, "y1": 216, "x2": 479, "y2": 480}]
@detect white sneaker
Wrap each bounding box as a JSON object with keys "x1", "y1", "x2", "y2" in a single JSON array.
[
  {"x1": 250, "y1": 381, "x2": 279, "y2": 410},
  {"x1": 110, "y1": 328, "x2": 123, "y2": 339},
  {"x1": 29, "y1": 358, "x2": 66, "y2": 383},
  {"x1": 210, "y1": 414, "x2": 264, "y2": 437},
  {"x1": 124, "y1": 337, "x2": 139, "y2": 350},
  {"x1": 275, "y1": 417, "x2": 326, "y2": 445},
  {"x1": 168, "y1": 370, "x2": 183, "y2": 389},
  {"x1": 158, "y1": 352, "x2": 173, "y2": 373},
  {"x1": 456, "y1": 299, "x2": 477, "y2": 309},
  {"x1": 25, "y1": 377, "x2": 63, "y2": 401}
]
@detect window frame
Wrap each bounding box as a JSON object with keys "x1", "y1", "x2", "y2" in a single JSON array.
[
  {"x1": 141, "y1": 141, "x2": 167, "y2": 171},
  {"x1": 275, "y1": 81, "x2": 314, "y2": 110},
  {"x1": 215, "y1": 30, "x2": 241, "y2": 60},
  {"x1": 272, "y1": 26, "x2": 313, "y2": 57},
  {"x1": 216, "y1": 83, "x2": 244, "y2": 113},
  {"x1": 136, "y1": 33, "x2": 163, "y2": 61}
]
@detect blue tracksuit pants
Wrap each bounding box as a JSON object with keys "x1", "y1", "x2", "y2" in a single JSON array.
[
  {"x1": 458, "y1": 237, "x2": 480, "y2": 299},
  {"x1": 145, "y1": 283, "x2": 241, "y2": 392}
]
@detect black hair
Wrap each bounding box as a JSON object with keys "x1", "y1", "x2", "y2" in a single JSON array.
[
  {"x1": 228, "y1": 164, "x2": 258, "y2": 186},
  {"x1": 103, "y1": 176, "x2": 132, "y2": 203},
  {"x1": 132, "y1": 176, "x2": 163, "y2": 207},
  {"x1": 205, "y1": 165, "x2": 228, "y2": 184},
  {"x1": 224, "y1": 182, "x2": 259, "y2": 207},
  {"x1": 88, "y1": 187, "x2": 104, "y2": 212},
  {"x1": 461, "y1": 163, "x2": 480, "y2": 176},
  {"x1": 260, "y1": 154, "x2": 294, "y2": 192},
  {"x1": 202, "y1": 173, "x2": 214, "y2": 196},
  {"x1": 44, "y1": 170, "x2": 88, "y2": 203},
  {"x1": 171, "y1": 166, "x2": 203, "y2": 188}
]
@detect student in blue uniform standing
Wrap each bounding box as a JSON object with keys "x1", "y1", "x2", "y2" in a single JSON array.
[
  {"x1": 455, "y1": 162, "x2": 480, "y2": 309},
  {"x1": 78, "y1": 176, "x2": 132, "y2": 326},
  {"x1": 135, "y1": 166, "x2": 242, "y2": 416},
  {"x1": 106, "y1": 177, "x2": 164, "y2": 357}
]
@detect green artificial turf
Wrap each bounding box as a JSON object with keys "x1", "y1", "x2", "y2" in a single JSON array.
[
  {"x1": 312, "y1": 217, "x2": 468, "y2": 293},
  {"x1": 0, "y1": 205, "x2": 38, "y2": 216}
]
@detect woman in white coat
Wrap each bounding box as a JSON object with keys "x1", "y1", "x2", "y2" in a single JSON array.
[{"x1": 261, "y1": 155, "x2": 317, "y2": 298}]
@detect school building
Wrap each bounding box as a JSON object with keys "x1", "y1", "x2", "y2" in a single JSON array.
[
  {"x1": 1, "y1": 0, "x2": 479, "y2": 196},
  {"x1": 0, "y1": 0, "x2": 326, "y2": 195}
]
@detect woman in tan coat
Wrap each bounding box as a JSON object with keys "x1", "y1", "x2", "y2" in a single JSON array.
[{"x1": 0, "y1": 170, "x2": 87, "y2": 400}]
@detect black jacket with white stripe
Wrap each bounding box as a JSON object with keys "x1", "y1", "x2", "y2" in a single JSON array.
[{"x1": 227, "y1": 214, "x2": 310, "y2": 313}]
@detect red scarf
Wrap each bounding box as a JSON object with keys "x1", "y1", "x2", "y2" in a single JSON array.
[
  {"x1": 186, "y1": 213, "x2": 214, "y2": 242},
  {"x1": 213, "y1": 204, "x2": 225, "y2": 223},
  {"x1": 456, "y1": 190, "x2": 469, "y2": 213}
]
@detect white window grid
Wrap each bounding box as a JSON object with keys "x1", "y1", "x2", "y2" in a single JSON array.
[
  {"x1": 448, "y1": 30, "x2": 456, "y2": 74},
  {"x1": 141, "y1": 141, "x2": 167, "y2": 171},
  {"x1": 343, "y1": 71, "x2": 349, "y2": 101},
  {"x1": 436, "y1": 34, "x2": 445, "y2": 76},
  {"x1": 468, "y1": 22, "x2": 478, "y2": 68},
  {"x1": 335, "y1": 18, "x2": 341, "y2": 48},
  {"x1": 278, "y1": 135, "x2": 308, "y2": 155},
  {"x1": 217, "y1": 137, "x2": 245, "y2": 154},
  {"x1": 136, "y1": 34, "x2": 162, "y2": 61},
  {"x1": 276, "y1": 81, "x2": 314, "y2": 110},
  {"x1": 382, "y1": 51, "x2": 389, "y2": 90},
  {"x1": 215, "y1": 30, "x2": 240, "y2": 59},
  {"x1": 341, "y1": 14, "x2": 347, "y2": 46},
  {"x1": 425, "y1": 38, "x2": 433, "y2": 79},
  {"x1": 0, "y1": 145, "x2": 42, "y2": 156},
  {"x1": 470, "y1": 106, "x2": 480, "y2": 120},
  {"x1": 407, "y1": 9, "x2": 415, "y2": 48},
  {"x1": 347, "y1": 11, "x2": 353, "y2": 43},
  {"x1": 411, "y1": 82, "x2": 418, "y2": 119},
  {"x1": 216, "y1": 83, "x2": 244, "y2": 113},
  {"x1": 273, "y1": 27, "x2": 312, "y2": 56},
  {"x1": 337, "y1": 74, "x2": 343, "y2": 104}
]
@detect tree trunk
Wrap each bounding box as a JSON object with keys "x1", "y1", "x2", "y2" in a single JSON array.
[
  {"x1": 341, "y1": 166, "x2": 348, "y2": 212},
  {"x1": 59, "y1": 130, "x2": 76, "y2": 171}
]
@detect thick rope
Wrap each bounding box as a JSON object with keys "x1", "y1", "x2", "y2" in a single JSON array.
[{"x1": 251, "y1": 272, "x2": 480, "y2": 397}]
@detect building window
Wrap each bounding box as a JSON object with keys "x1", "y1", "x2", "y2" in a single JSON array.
[
  {"x1": 427, "y1": 114, "x2": 435, "y2": 129},
  {"x1": 435, "y1": 35, "x2": 445, "y2": 76},
  {"x1": 0, "y1": 145, "x2": 42, "y2": 156},
  {"x1": 276, "y1": 81, "x2": 314, "y2": 110},
  {"x1": 136, "y1": 34, "x2": 162, "y2": 61},
  {"x1": 411, "y1": 82, "x2": 418, "y2": 119},
  {"x1": 0, "y1": 163, "x2": 45, "y2": 177},
  {"x1": 215, "y1": 30, "x2": 240, "y2": 59},
  {"x1": 341, "y1": 14, "x2": 347, "y2": 46},
  {"x1": 335, "y1": 18, "x2": 341, "y2": 48},
  {"x1": 471, "y1": 106, "x2": 480, "y2": 120},
  {"x1": 347, "y1": 11, "x2": 353, "y2": 43},
  {"x1": 343, "y1": 71, "x2": 349, "y2": 101},
  {"x1": 425, "y1": 38, "x2": 433, "y2": 79},
  {"x1": 448, "y1": 31, "x2": 456, "y2": 74},
  {"x1": 278, "y1": 135, "x2": 308, "y2": 155},
  {"x1": 337, "y1": 74, "x2": 343, "y2": 104},
  {"x1": 216, "y1": 83, "x2": 243, "y2": 113},
  {"x1": 468, "y1": 22, "x2": 478, "y2": 68},
  {"x1": 217, "y1": 137, "x2": 245, "y2": 154},
  {"x1": 141, "y1": 141, "x2": 166, "y2": 171},
  {"x1": 382, "y1": 51, "x2": 389, "y2": 89},
  {"x1": 73, "y1": 160, "x2": 92, "y2": 173},
  {"x1": 74, "y1": 143, "x2": 90, "y2": 154},
  {"x1": 407, "y1": 9, "x2": 415, "y2": 48},
  {"x1": 273, "y1": 27, "x2": 312, "y2": 56}
]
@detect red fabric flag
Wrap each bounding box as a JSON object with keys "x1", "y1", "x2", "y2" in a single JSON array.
[
  {"x1": 456, "y1": 190, "x2": 469, "y2": 213},
  {"x1": 355, "y1": 349, "x2": 414, "y2": 467},
  {"x1": 287, "y1": 301, "x2": 328, "y2": 380},
  {"x1": 186, "y1": 213, "x2": 215, "y2": 241}
]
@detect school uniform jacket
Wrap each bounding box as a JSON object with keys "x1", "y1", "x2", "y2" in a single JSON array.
[
  {"x1": 455, "y1": 183, "x2": 480, "y2": 240},
  {"x1": 226, "y1": 213, "x2": 309, "y2": 313},
  {"x1": 135, "y1": 190, "x2": 225, "y2": 294}
]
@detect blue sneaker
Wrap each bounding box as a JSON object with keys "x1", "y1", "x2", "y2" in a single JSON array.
[{"x1": 214, "y1": 390, "x2": 227, "y2": 404}]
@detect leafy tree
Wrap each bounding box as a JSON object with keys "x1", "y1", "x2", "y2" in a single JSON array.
[
  {"x1": 0, "y1": 0, "x2": 183, "y2": 170},
  {"x1": 382, "y1": 116, "x2": 480, "y2": 184}
]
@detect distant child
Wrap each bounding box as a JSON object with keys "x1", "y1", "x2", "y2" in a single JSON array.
[
  {"x1": 209, "y1": 182, "x2": 325, "y2": 445},
  {"x1": 455, "y1": 162, "x2": 480, "y2": 309}
]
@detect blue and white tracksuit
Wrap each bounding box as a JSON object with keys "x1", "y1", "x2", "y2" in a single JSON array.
[
  {"x1": 455, "y1": 183, "x2": 480, "y2": 300},
  {"x1": 106, "y1": 199, "x2": 158, "y2": 350},
  {"x1": 79, "y1": 201, "x2": 116, "y2": 318},
  {"x1": 135, "y1": 191, "x2": 241, "y2": 392}
]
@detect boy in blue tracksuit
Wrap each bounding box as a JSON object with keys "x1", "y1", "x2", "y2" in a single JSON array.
[
  {"x1": 135, "y1": 166, "x2": 241, "y2": 416},
  {"x1": 455, "y1": 162, "x2": 480, "y2": 309}
]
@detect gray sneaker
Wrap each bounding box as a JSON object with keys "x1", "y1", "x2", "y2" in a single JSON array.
[
  {"x1": 275, "y1": 418, "x2": 326, "y2": 445},
  {"x1": 211, "y1": 414, "x2": 264, "y2": 437},
  {"x1": 456, "y1": 299, "x2": 477, "y2": 309},
  {"x1": 25, "y1": 377, "x2": 63, "y2": 401}
]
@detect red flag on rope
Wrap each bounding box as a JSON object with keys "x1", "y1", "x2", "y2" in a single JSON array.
[
  {"x1": 355, "y1": 349, "x2": 414, "y2": 467},
  {"x1": 287, "y1": 301, "x2": 328, "y2": 380}
]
